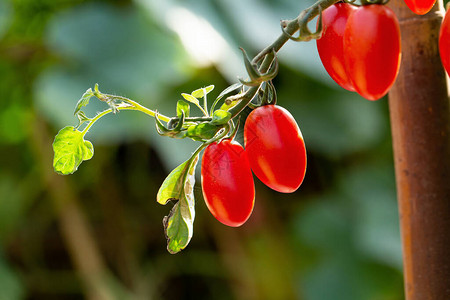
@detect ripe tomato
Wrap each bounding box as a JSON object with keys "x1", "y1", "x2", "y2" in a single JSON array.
[
  {"x1": 439, "y1": 8, "x2": 450, "y2": 76},
  {"x1": 404, "y1": 0, "x2": 436, "y2": 15},
  {"x1": 343, "y1": 5, "x2": 401, "y2": 100},
  {"x1": 244, "y1": 105, "x2": 307, "y2": 193},
  {"x1": 317, "y1": 2, "x2": 356, "y2": 91},
  {"x1": 201, "y1": 139, "x2": 255, "y2": 227}
]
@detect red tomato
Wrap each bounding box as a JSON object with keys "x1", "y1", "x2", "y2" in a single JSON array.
[
  {"x1": 244, "y1": 105, "x2": 307, "y2": 193},
  {"x1": 201, "y1": 139, "x2": 255, "y2": 227},
  {"x1": 404, "y1": 0, "x2": 436, "y2": 15},
  {"x1": 343, "y1": 5, "x2": 401, "y2": 100},
  {"x1": 439, "y1": 8, "x2": 450, "y2": 76},
  {"x1": 317, "y1": 3, "x2": 356, "y2": 91}
]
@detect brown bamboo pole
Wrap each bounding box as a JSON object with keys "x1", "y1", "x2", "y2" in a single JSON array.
[{"x1": 388, "y1": 0, "x2": 450, "y2": 299}]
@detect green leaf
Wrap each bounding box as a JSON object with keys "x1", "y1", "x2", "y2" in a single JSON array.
[
  {"x1": 191, "y1": 85, "x2": 214, "y2": 98},
  {"x1": 157, "y1": 159, "x2": 191, "y2": 205},
  {"x1": 210, "y1": 109, "x2": 231, "y2": 125},
  {"x1": 53, "y1": 126, "x2": 94, "y2": 175},
  {"x1": 74, "y1": 88, "x2": 94, "y2": 115},
  {"x1": 176, "y1": 100, "x2": 190, "y2": 118},
  {"x1": 158, "y1": 155, "x2": 199, "y2": 254},
  {"x1": 181, "y1": 93, "x2": 200, "y2": 106}
]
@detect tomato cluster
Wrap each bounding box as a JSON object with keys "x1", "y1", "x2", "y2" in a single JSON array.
[
  {"x1": 200, "y1": 0, "x2": 450, "y2": 228},
  {"x1": 201, "y1": 105, "x2": 306, "y2": 226},
  {"x1": 317, "y1": 2, "x2": 401, "y2": 101}
]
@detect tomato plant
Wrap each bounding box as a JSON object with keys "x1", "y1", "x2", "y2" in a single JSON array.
[
  {"x1": 440, "y1": 7, "x2": 450, "y2": 76},
  {"x1": 343, "y1": 4, "x2": 401, "y2": 101},
  {"x1": 317, "y1": 2, "x2": 356, "y2": 91},
  {"x1": 52, "y1": 0, "x2": 447, "y2": 259},
  {"x1": 404, "y1": 0, "x2": 436, "y2": 15},
  {"x1": 244, "y1": 105, "x2": 307, "y2": 193},
  {"x1": 201, "y1": 139, "x2": 255, "y2": 227}
]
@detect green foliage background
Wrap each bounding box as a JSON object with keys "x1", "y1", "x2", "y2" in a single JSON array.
[{"x1": 3, "y1": 0, "x2": 445, "y2": 298}]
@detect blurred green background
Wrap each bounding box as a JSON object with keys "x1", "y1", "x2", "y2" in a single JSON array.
[{"x1": 3, "y1": 0, "x2": 441, "y2": 299}]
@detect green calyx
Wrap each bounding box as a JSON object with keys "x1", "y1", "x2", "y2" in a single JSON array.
[{"x1": 239, "y1": 48, "x2": 279, "y2": 87}]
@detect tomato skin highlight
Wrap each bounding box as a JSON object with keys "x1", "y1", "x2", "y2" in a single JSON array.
[
  {"x1": 404, "y1": 0, "x2": 436, "y2": 15},
  {"x1": 316, "y1": 3, "x2": 356, "y2": 91},
  {"x1": 440, "y1": 8, "x2": 450, "y2": 77},
  {"x1": 244, "y1": 105, "x2": 307, "y2": 193},
  {"x1": 343, "y1": 5, "x2": 401, "y2": 101},
  {"x1": 201, "y1": 140, "x2": 255, "y2": 227}
]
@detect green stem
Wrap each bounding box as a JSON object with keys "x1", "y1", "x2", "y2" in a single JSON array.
[
  {"x1": 228, "y1": 0, "x2": 340, "y2": 118},
  {"x1": 81, "y1": 105, "x2": 169, "y2": 136},
  {"x1": 198, "y1": 105, "x2": 209, "y2": 117},
  {"x1": 103, "y1": 94, "x2": 171, "y2": 122},
  {"x1": 81, "y1": 109, "x2": 113, "y2": 135},
  {"x1": 203, "y1": 89, "x2": 209, "y2": 117},
  {"x1": 185, "y1": 116, "x2": 213, "y2": 122}
]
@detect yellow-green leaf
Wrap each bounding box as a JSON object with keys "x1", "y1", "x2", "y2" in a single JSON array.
[
  {"x1": 52, "y1": 126, "x2": 94, "y2": 175},
  {"x1": 176, "y1": 100, "x2": 190, "y2": 118},
  {"x1": 181, "y1": 93, "x2": 199, "y2": 106},
  {"x1": 191, "y1": 85, "x2": 214, "y2": 98}
]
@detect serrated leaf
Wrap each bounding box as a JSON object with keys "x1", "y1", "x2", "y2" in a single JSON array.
[
  {"x1": 181, "y1": 93, "x2": 200, "y2": 106},
  {"x1": 159, "y1": 155, "x2": 199, "y2": 254},
  {"x1": 176, "y1": 100, "x2": 190, "y2": 118},
  {"x1": 74, "y1": 88, "x2": 94, "y2": 115},
  {"x1": 210, "y1": 109, "x2": 231, "y2": 125},
  {"x1": 53, "y1": 126, "x2": 94, "y2": 175},
  {"x1": 191, "y1": 85, "x2": 214, "y2": 98}
]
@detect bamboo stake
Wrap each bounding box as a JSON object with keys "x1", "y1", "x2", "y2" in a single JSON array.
[{"x1": 388, "y1": 0, "x2": 450, "y2": 299}]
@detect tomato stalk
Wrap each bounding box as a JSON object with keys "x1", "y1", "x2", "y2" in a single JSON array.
[{"x1": 388, "y1": 0, "x2": 450, "y2": 298}]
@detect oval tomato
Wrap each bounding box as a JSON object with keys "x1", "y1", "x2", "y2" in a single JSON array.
[
  {"x1": 404, "y1": 0, "x2": 436, "y2": 15},
  {"x1": 343, "y1": 5, "x2": 401, "y2": 100},
  {"x1": 201, "y1": 139, "x2": 255, "y2": 227},
  {"x1": 439, "y1": 8, "x2": 450, "y2": 76},
  {"x1": 316, "y1": 2, "x2": 356, "y2": 91},
  {"x1": 244, "y1": 105, "x2": 307, "y2": 193}
]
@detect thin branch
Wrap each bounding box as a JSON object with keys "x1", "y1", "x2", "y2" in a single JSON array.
[{"x1": 228, "y1": 0, "x2": 340, "y2": 118}]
